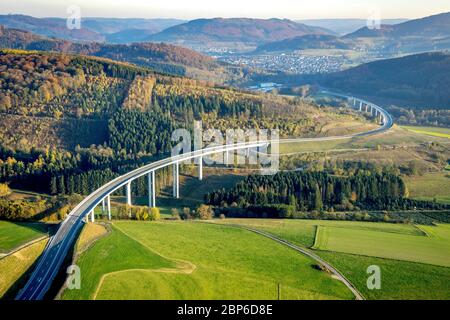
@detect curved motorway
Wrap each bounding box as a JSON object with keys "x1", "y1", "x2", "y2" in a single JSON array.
[{"x1": 16, "y1": 92, "x2": 393, "y2": 300}]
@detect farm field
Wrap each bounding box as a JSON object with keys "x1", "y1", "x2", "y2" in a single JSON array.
[
  {"x1": 401, "y1": 126, "x2": 450, "y2": 139},
  {"x1": 62, "y1": 221, "x2": 354, "y2": 300},
  {"x1": 313, "y1": 224, "x2": 450, "y2": 267},
  {"x1": 318, "y1": 251, "x2": 450, "y2": 300},
  {"x1": 279, "y1": 139, "x2": 352, "y2": 154},
  {"x1": 278, "y1": 126, "x2": 450, "y2": 155},
  {"x1": 404, "y1": 171, "x2": 450, "y2": 204},
  {"x1": 0, "y1": 221, "x2": 48, "y2": 254},
  {"x1": 214, "y1": 219, "x2": 450, "y2": 299}
]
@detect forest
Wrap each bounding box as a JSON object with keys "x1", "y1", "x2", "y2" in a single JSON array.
[{"x1": 205, "y1": 171, "x2": 449, "y2": 214}]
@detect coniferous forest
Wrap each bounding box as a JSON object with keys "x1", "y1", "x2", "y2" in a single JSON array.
[{"x1": 206, "y1": 171, "x2": 449, "y2": 216}]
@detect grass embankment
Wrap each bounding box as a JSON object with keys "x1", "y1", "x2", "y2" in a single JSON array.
[
  {"x1": 75, "y1": 223, "x2": 108, "y2": 255},
  {"x1": 0, "y1": 238, "x2": 47, "y2": 298},
  {"x1": 0, "y1": 221, "x2": 48, "y2": 254},
  {"x1": 215, "y1": 219, "x2": 450, "y2": 299},
  {"x1": 62, "y1": 221, "x2": 353, "y2": 300}
]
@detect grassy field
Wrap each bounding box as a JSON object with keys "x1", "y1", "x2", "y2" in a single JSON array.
[
  {"x1": 62, "y1": 221, "x2": 354, "y2": 300},
  {"x1": 0, "y1": 238, "x2": 47, "y2": 298},
  {"x1": 279, "y1": 126, "x2": 450, "y2": 156},
  {"x1": 313, "y1": 224, "x2": 450, "y2": 267},
  {"x1": 0, "y1": 221, "x2": 48, "y2": 254},
  {"x1": 214, "y1": 219, "x2": 450, "y2": 299},
  {"x1": 318, "y1": 251, "x2": 450, "y2": 300},
  {"x1": 401, "y1": 126, "x2": 450, "y2": 139},
  {"x1": 279, "y1": 139, "x2": 353, "y2": 154},
  {"x1": 404, "y1": 171, "x2": 450, "y2": 204}
]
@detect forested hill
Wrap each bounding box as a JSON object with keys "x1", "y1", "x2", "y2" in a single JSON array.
[
  {"x1": 316, "y1": 52, "x2": 450, "y2": 107},
  {"x1": 0, "y1": 49, "x2": 362, "y2": 198},
  {"x1": 345, "y1": 12, "x2": 450, "y2": 39},
  {"x1": 0, "y1": 49, "x2": 255, "y2": 195},
  {"x1": 0, "y1": 25, "x2": 232, "y2": 80},
  {"x1": 148, "y1": 18, "x2": 334, "y2": 44},
  {"x1": 0, "y1": 14, "x2": 185, "y2": 43}
]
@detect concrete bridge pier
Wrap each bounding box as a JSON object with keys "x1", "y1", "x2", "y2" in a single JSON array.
[
  {"x1": 107, "y1": 195, "x2": 111, "y2": 220},
  {"x1": 224, "y1": 151, "x2": 230, "y2": 166},
  {"x1": 126, "y1": 181, "x2": 131, "y2": 206},
  {"x1": 173, "y1": 162, "x2": 179, "y2": 198},
  {"x1": 149, "y1": 171, "x2": 156, "y2": 208},
  {"x1": 90, "y1": 209, "x2": 95, "y2": 223},
  {"x1": 199, "y1": 156, "x2": 203, "y2": 181},
  {"x1": 148, "y1": 172, "x2": 153, "y2": 208},
  {"x1": 359, "y1": 101, "x2": 362, "y2": 111}
]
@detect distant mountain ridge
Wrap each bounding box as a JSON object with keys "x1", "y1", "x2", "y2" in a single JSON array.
[
  {"x1": 0, "y1": 25, "x2": 225, "y2": 79},
  {"x1": 346, "y1": 12, "x2": 450, "y2": 38},
  {"x1": 148, "y1": 18, "x2": 335, "y2": 45},
  {"x1": 0, "y1": 14, "x2": 103, "y2": 42},
  {"x1": 0, "y1": 14, "x2": 185, "y2": 43},
  {"x1": 298, "y1": 19, "x2": 408, "y2": 35}
]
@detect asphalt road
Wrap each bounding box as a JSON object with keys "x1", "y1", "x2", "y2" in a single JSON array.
[{"x1": 16, "y1": 92, "x2": 392, "y2": 300}]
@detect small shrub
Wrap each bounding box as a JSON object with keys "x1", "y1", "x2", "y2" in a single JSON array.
[
  {"x1": 171, "y1": 208, "x2": 181, "y2": 220},
  {"x1": 149, "y1": 207, "x2": 161, "y2": 221},
  {"x1": 196, "y1": 204, "x2": 213, "y2": 220}
]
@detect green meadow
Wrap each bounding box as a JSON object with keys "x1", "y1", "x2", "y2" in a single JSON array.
[
  {"x1": 0, "y1": 221, "x2": 48, "y2": 253},
  {"x1": 62, "y1": 221, "x2": 354, "y2": 300},
  {"x1": 215, "y1": 219, "x2": 450, "y2": 299},
  {"x1": 313, "y1": 224, "x2": 450, "y2": 267},
  {"x1": 404, "y1": 171, "x2": 450, "y2": 205}
]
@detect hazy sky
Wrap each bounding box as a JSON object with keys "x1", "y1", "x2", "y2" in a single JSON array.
[{"x1": 1, "y1": 0, "x2": 450, "y2": 20}]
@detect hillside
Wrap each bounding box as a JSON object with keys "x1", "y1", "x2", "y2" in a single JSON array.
[
  {"x1": 317, "y1": 52, "x2": 450, "y2": 107},
  {"x1": 0, "y1": 25, "x2": 232, "y2": 81},
  {"x1": 148, "y1": 18, "x2": 333, "y2": 45},
  {"x1": 0, "y1": 14, "x2": 104, "y2": 42},
  {"x1": 0, "y1": 50, "x2": 367, "y2": 196},
  {"x1": 346, "y1": 12, "x2": 450, "y2": 39},
  {"x1": 254, "y1": 35, "x2": 352, "y2": 53},
  {"x1": 0, "y1": 14, "x2": 184, "y2": 43},
  {"x1": 298, "y1": 19, "x2": 408, "y2": 35},
  {"x1": 339, "y1": 12, "x2": 450, "y2": 55}
]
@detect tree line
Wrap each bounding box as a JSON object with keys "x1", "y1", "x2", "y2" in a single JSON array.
[{"x1": 205, "y1": 171, "x2": 449, "y2": 213}]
